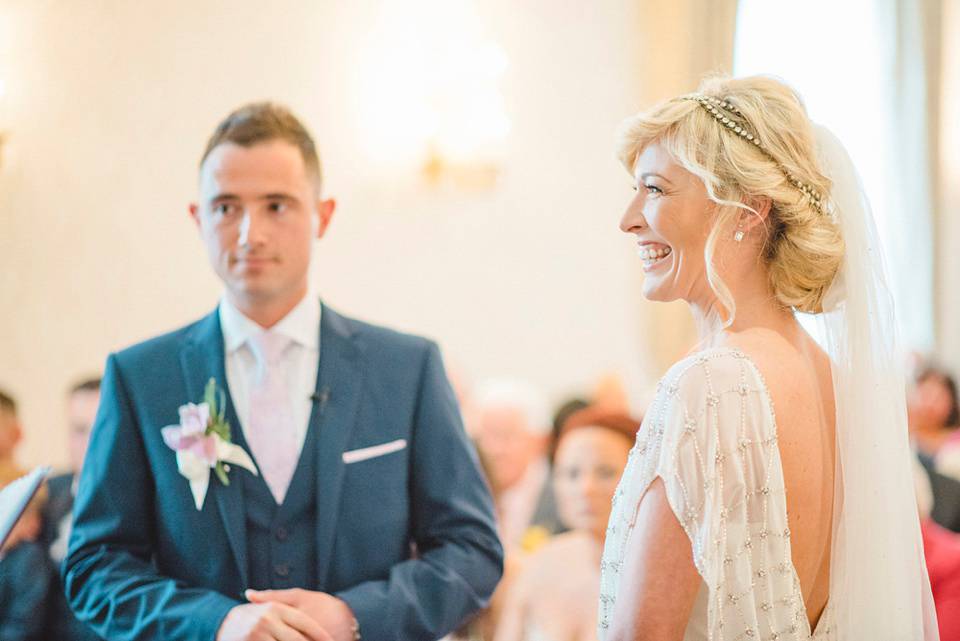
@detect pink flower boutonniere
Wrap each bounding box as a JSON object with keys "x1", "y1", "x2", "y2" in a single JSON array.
[{"x1": 161, "y1": 378, "x2": 258, "y2": 510}]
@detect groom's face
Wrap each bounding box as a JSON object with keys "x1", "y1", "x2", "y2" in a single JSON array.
[{"x1": 190, "y1": 140, "x2": 334, "y2": 321}]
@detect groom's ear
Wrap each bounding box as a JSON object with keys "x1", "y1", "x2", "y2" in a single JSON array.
[{"x1": 315, "y1": 198, "x2": 335, "y2": 239}]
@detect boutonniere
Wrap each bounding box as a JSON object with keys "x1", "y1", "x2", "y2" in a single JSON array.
[{"x1": 161, "y1": 378, "x2": 258, "y2": 510}]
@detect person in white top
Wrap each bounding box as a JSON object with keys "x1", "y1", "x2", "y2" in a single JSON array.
[{"x1": 599, "y1": 76, "x2": 938, "y2": 640}]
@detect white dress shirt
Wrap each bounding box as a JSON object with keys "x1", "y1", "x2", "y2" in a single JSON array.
[{"x1": 218, "y1": 292, "x2": 322, "y2": 456}]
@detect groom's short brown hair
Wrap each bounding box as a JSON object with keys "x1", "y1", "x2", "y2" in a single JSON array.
[
  {"x1": 200, "y1": 102, "x2": 322, "y2": 189},
  {"x1": 0, "y1": 388, "x2": 15, "y2": 416}
]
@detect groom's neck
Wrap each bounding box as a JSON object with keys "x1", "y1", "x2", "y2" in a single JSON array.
[{"x1": 228, "y1": 288, "x2": 309, "y2": 330}]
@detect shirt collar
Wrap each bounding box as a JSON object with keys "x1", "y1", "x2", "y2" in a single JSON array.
[{"x1": 218, "y1": 291, "x2": 322, "y2": 354}]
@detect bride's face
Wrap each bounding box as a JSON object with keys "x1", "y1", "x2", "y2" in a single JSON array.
[{"x1": 620, "y1": 140, "x2": 717, "y2": 307}]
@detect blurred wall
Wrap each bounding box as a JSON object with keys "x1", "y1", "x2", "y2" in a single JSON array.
[
  {"x1": 938, "y1": 0, "x2": 960, "y2": 371},
  {"x1": 0, "y1": 0, "x2": 667, "y2": 470},
  {"x1": 8, "y1": 1, "x2": 948, "y2": 474}
]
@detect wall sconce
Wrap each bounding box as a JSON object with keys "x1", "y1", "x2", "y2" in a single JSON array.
[{"x1": 359, "y1": 0, "x2": 510, "y2": 191}]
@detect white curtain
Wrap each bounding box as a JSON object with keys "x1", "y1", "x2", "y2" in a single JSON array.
[
  {"x1": 876, "y1": 0, "x2": 941, "y2": 354},
  {"x1": 733, "y1": 0, "x2": 943, "y2": 357}
]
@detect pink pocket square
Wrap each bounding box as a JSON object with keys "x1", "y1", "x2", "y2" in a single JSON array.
[{"x1": 341, "y1": 439, "x2": 408, "y2": 464}]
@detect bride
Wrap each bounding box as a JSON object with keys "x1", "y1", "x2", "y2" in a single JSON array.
[{"x1": 599, "y1": 76, "x2": 939, "y2": 640}]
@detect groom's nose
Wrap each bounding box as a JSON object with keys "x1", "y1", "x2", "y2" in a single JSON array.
[{"x1": 237, "y1": 209, "x2": 266, "y2": 247}]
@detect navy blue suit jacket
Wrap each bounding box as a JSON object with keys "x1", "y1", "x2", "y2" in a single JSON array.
[{"x1": 63, "y1": 304, "x2": 503, "y2": 641}]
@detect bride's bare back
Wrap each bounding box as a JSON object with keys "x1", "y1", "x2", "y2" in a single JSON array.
[{"x1": 728, "y1": 326, "x2": 836, "y2": 630}]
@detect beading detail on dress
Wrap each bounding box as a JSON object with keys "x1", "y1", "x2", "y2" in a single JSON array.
[{"x1": 598, "y1": 348, "x2": 836, "y2": 641}]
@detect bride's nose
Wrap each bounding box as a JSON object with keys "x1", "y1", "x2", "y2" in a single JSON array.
[{"x1": 620, "y1": 192, "x2": 647, "y2": 233}]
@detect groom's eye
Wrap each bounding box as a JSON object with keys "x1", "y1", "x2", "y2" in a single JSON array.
[{"x1": 212, "y1": 202, "x2": 239, "y2": 217}]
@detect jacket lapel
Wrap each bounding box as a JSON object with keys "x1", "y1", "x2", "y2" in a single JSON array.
[
  {"x1": 313, "y1": 304, "x2": 364, "y2": 587},
  {"x1": 179, "y1": 308, "x2": 250, "y2": 588}
]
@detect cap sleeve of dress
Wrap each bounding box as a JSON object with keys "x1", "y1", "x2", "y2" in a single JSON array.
[{"x1": 600, "y1": 348, "x2": 810, "y2": 639}]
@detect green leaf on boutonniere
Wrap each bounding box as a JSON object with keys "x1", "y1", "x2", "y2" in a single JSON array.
[
  {"x1": 202, "y1": 377, "x2": 231, "y2": 442},
  {"x1": 214, "y1": 461, "x2": 230, "y2": 486}
]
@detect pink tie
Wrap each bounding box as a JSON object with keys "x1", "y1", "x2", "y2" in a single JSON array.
[{"x1": 246, "y1": 331, "x2": 299, "y2": 504}]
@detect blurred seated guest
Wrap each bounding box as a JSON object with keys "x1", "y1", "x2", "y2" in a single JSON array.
[
  {"x1": 40, "y1": 377, "x2": 102, "y2": 641},
  {"x1": 0, "y1": 389, "x2": 25, "y2": 480},
  {"x1": 548, "y1": 375, "x2": 635, "y2": 465},
  {"x1": 444, "y1": 358, "x2": 476, "y2": 430},
  {"x1": 907, "y1": 362, "x2": 960, "y2": 521},
  {"x1": 914, "y1": 456, "x2": 960, "y2": 640},
  {"x1": 916, "y1": 450, "x2": 960, "y2": 533},
  {"x1": 494, "y1": 408, "x2": 639, "y2": 641},
  {"x1": 40, "y1": 377, "x2": 101, "y2": 559},
  {"x1": 450, "y1": 539, "x2": 526, "y2": 641},
  {"x1": 907, "y1": 360, "x2": 959, "y2": 456},
  {"x1": 589, "y1": 373, "x2": 631, "y2": 413},
  {"x1": 0, "y1": 468, "x2": 51, "y2": 641},
  {"x1": 921, "y1": 522, "x2": 960, "y2": 641},
  {"x1": 548, "y1": 397, "x2": 589, "y2": 463},
  {"x1": 906, "y1": 361, "x2": 960, "y2": 485},
  {"x1": 475, "y1": 378, "x2": 560, "y2": 550}
]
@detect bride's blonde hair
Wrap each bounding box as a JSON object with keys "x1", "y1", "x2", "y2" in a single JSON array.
[{"x1": 615, "y1": 75, "x2": 844, "y2": 319}]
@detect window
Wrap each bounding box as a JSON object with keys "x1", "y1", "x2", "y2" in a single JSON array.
[
  {"x1": 735, "y1": 0, "x2": 929, "y2": 347},
  {"x1": 735, "y1": 0, "x2": 888, "y2": 239}
]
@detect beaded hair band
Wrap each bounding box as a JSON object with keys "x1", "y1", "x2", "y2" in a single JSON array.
[{"x1": 678, "y1": 93, "x2": 829, "y2": 216}]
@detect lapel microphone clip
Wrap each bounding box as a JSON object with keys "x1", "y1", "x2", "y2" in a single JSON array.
[{"x1": 309, "y1": 388, "x2": 330, "y2": 405}]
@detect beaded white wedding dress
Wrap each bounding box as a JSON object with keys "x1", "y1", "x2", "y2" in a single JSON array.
[
  {"x1": 599, "y1": 124, "x2": 939, "y2": 641},
  {"x1": 598, "y1": 124, "x2": 939, "y2": 641},
  {"x1": 598, "y1": 348, "x2": 835, "y2": 640}
]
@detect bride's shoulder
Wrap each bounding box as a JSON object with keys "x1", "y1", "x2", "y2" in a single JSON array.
[
  {"x1": 644, "y1": 348, "x2": 768, "y2": 424},
  {"x1": 721, "y1": 327, "x2": 828, "y2": 397},
  {"x1": 659, "y1": 347, "x2": 761, "y2": 395}
]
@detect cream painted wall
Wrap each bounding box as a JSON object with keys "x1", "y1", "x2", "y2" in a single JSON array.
[
  {"x1": 0, "y1": 1, "x2": 669, "y2": 471},
  {"x1": 937, "y1": 0, "x2": 960, "y2": 371}
]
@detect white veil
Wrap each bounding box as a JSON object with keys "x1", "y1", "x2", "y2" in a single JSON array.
[{"x1": 812, "y1": 124, "x2": 939, "y2": 639}]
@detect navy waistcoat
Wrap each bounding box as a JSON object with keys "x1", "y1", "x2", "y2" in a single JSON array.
[{"x1": 235, "y1": 420, "x2": 320, "y2": 591}]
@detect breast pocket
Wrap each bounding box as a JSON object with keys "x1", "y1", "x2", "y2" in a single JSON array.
[{"x1": 341, "y1": 440, "x2": 410, "y2": 528}]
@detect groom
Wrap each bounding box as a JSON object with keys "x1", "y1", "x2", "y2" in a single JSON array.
[{"x1": 63, "y1": 103, "x2": 503, "y2": 641}]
